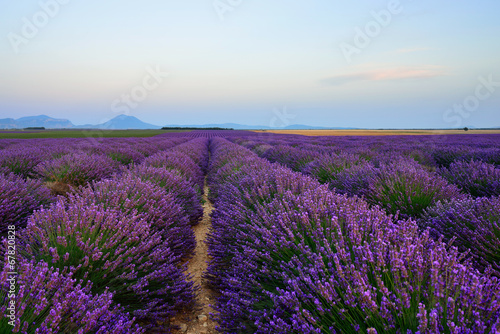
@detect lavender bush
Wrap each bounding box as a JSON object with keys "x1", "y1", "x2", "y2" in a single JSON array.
[
  {"x1": 423, "y1": 195, "x2": 500, "y2": 275},
  {"x1": 0, "y1": 172, "x2": 54, "y2": 234},
  {"x1": 439, "y1": 160, "x2": 500, "y2": 197},
  {"x1": 125, "y1": 165, "x2": 203, "y2": 225},
  {"x1": 329, "y1": 162, "x2": 377, "y2": 197},
  {"x1": 206, "y1": 138, "x2": 500, "y2": 333},
  {"x1": 365, "y1": 159, "x2": 463, "y2": 219},
  {"x1": 72, "y1": 175, "x2": 195, "y2": 261},
  {"x1": 302, "y1": 152, "x2": 367, "y2": 183},
  {"x1": 0, "y1": 147, "x2": 47, "y2": 178},
  {"x1": 142, "y1": 151, "x2": 204, "y2": 191},
  {"x1": 101, "y1": 146, "x2": 145, "y2": 165},
  {"x1": 171, "y1": 138, "x2": 210, "y2": 173},
  {"x1": 262, "y1": 145, "x2": 320, "y2": 171},
  {"x1": 0, "y1": 259, "x2": 143, "y2": 333},
  {"x1": 21, "y1": 197, "x2": 196, "y2": 322},
  {"x1": 34, "y1": 153, "x2": 118, "y2": 189}
]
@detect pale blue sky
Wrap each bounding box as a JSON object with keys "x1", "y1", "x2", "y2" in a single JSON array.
[{"x1": 1, "y1": 0, "x2": 499, "y2": 128}]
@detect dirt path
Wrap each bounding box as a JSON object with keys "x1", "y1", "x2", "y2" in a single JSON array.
[{"x1": 170, "y1": 182, "x2": 218, "y2": 334}]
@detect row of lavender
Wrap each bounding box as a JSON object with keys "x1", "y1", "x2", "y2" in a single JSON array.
[
  {"x1": 0, "y1": 136, "x2": 209, "y2": 332},
  {"x1": 232, "y1": 134, "x2": 500, "y2": 275},
  {"x1": 0, "y1": 136, "x2": 189, "y2": 178},
  {"x1": 237, "y1": 133, "x2": 500, "y2": 168},
  {"x1": 0, "y1": 136, "x2": 189, "y2": 233},
  {"x1": 206, "y1": 137, "x2": 500, "y2": 333}
]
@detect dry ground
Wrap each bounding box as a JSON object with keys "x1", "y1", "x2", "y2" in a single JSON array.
[
  {"x1": 253, "y1": 129, "x2": 500, "y2": 136},
  {"x1": 168, "y1": 183, "x2": 218, "y2": 334}
]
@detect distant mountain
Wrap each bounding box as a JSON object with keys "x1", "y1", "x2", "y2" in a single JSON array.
[
  {"x1": 77, "y1": 115, "x2": 161, "y2": 130},
  {"x1": 0, "y1": 118, "x2": 17, "y2": 129},
  {"x1": 0, "y1": 115, "x2": 74, "y2": 129},
  {"x1": 1, "y1": 114, "x2": 357, "y2": 130}
]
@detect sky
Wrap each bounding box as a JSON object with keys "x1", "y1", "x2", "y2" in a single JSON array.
[{"x1": 0, "y1": 0, "x2": 499, "y2": 128}]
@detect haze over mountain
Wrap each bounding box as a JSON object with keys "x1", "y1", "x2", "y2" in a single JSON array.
[
  {"x1": 0, "y1": 115, "x2": 74, "y2": 129},
  {"x1": 76, "y1": 115, "x2": 161, "y2": 129},
  {"x1": 0, "y1": 115, "x2": 356, "y2": 130},
  {"x1": 1, "y1": 115, "x2": 498, "y2": 130}
]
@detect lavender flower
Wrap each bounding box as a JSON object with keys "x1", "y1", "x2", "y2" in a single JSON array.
[
  {"x1": 302, "y1": 152, "x2": 368, "y2": 183},
  {"x1": 365, "y1": 159, "x2": 463, "y2": 219},
  {"x1": 125, "y1": 165, "x2": 203, "y2": 225},
  {"x1": 423, "y1": 195, "x2": 500, "y2": 275},
  {"x1": 34, "y1": 153, "x2": 119, "y2": 189},
  {"x1": 0, "y1": 172, "x2": 54, "y2": 234},
  {"x1": 262, "y1": 145, "x2": 320, "y2": 171},
  {"x1": 21, "y1": 197, "x2": 196, "y2": 322},
  {"x1": 206, "y1": 138, "x2": 500, "y2": 334},
  {"x1": 142, "y1": 151, "x2": 204, "y2": 191},
  {"x1": 0, "y1": 146, "x2": 47, "y2": 177},
  {"x1": 439, "y1": 160, "x2": 500, "y2": 197},
  {"x1": 170, "y1": 138, "x2": 210, "y2": 173},
  {"x1": 71, "y1": 174, "x2": 195, "y2": 261},
  {"x1": 0, "y1": 259, "x2": 143, "y2": 333}
]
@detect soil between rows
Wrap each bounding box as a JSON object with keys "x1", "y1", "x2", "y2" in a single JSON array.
[{"x1": 168, "y1": 182, "x2": 218, "y2": 334}]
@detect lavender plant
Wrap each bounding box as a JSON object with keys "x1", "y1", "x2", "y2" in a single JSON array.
[
  {"x1": 423, "y1": 195, "x2": 500, "y2": 275},
  {"x1": 102, "y1": 146, "x2": 145, "y2": 165},
  {"x1": 0, "y1": 172, "x2": 54, "y2": 234},
  {"x1": 125, "y1": 165, "x2": 203, "y2": 225},
  {"x1": 142, "y1": 151, "x2": 204, "y2": 191},
  {"x1": 21, "y1": 197, "x2": 196, "y2": 322},
  {"x1": 171, "y1": 138, "x2": 210, "y2": 173},
  {"x1": 302, "y1": 152, "x2": 366, "y2": 182},
  {"x1": 262, "y1": 145, "x2": 320, "y2": 171},
  {"x1": 329, "y1": 162, "x2": 377, "y2": 197},
  {"x1": 365, "y1": 159, "x2": 463, "y2": 219},
  {"x1": 0, "y1": 147, "x2": 47, "y2": 177},
  {"x1": 206, "y1": 138, "x2": 500, "y2": 333},
  {"x1": 439, "y1": 160, "x2": 500, "y2": 197},
  {"x1": 0, "y1": 259, "x2": 143, "y2": 333},
  {"x1": 34, "y1": 153, "x2": 119, "y2": 188},
  {"x1": 72, "y1": 175, "x2": 195, "y2": 261}
]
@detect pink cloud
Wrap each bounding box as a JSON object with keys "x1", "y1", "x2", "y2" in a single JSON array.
[{"x1": 320, "y1": 66, "x2": 446, "y2": 86}]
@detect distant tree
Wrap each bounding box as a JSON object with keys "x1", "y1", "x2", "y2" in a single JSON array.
[{"x1": 464, "y1": 127, "x2": 469, "y2": 132}]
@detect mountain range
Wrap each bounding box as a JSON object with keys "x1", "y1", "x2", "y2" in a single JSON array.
[
  {"x1": 0, "y1": 115, "x2": 354, "y2": 130},
  {"x1": 1, "y1": 115, "x2": 498, "y2": 130},
  {"x1": 0, "y1": 115, "x2": 74, "y2": 129}
]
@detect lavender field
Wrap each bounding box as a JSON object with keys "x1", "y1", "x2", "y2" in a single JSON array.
[{"x1": 1, "y1": 131, "x2": 500, "y2": 333}]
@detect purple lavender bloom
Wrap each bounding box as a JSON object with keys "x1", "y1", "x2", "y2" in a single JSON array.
[
  {"x1": 423, "y1": 195, "x2": 500, "y2": 275},
  {"x1": 0, "y1": 146, "x2": 47, "y2": 178},
  {"x1": 125, "y1": 165, "x2": 203, "y2": 225},
  {"x1": 302, "y1": 152, "x2": 368, "y2": 183},
  {"x1": 262, "y1": 145, "x2": 321, "y2": 172},
  {"x1": 100, "y1": 146, "x2": 145, "y2": 165},
  {"x1": 365, "y1": 159, "x2": 463, "y2": 219},
  {"x1": 0, "y1": 172, "x2": 55, "y2": 234},
  {"x1": 21, "y1": 197, "x2": 196, "y2": 322},
  {"x1": 71, "y1": 174, "x2": 195, "y2": 261},
  {"x1": 170, "y1": 138, "x2": 210, "y2": 173},
  {"x1": 205, "y1": 138, "x2": 500, "y2": 334},
  {"x1": 439, "y1": 160, "x2": 500, "y2": 197},
  {"x1": 0, "y1": 259, "x2": 144, "y2": 333},
  {"x1": 142, "y1": 151, "x2": 205, "y2": 191},
  {"x1": 34, "y1": 152, "x2": 119, "y2": 189},
  {"x1": 329, "y1": 162, "x2": 377, "y2": 197}
]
